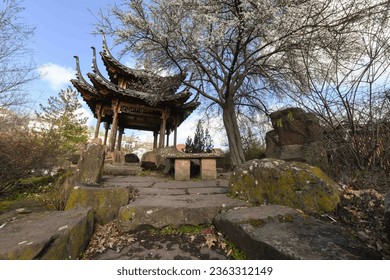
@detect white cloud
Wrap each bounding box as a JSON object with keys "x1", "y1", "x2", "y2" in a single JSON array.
[{"x1": 38, "y1": 63, "x2": 74, "y2": 91}]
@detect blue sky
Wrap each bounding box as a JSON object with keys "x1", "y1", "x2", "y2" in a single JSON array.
[
  {"x1": 23, "y1": 0, "x2": 114, "y2": 105},
  {"x1": 19, "y1": 0, "x2": 222, "y2": 145}
]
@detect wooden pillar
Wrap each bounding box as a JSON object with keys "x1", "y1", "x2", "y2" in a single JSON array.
[
  {"x1": 94, "y1": 104, "x2": 102, "y2": 138},
  {"x1": 174, "y1": 117, "x2": 178, "y2": 147},
  {"x1": 103, "y1": 122, "x2": 110, "y2": 146},
  {"x1": 109, "y1": 100, "x2": 120, "y2": 151},
  {"x1": 159, "y1": 109, "x2": 167, "y2": 148},
  {"x1": 117, "y1": 126, "x2": 124, "y2": 151},
  {"x1": 166, "y1": 129, "x2": 170, "y2": 147},
  {"x1": 153, "y1": 131, "x2": 158, "y2": 150}
]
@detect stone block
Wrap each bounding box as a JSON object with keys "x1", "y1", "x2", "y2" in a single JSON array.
[
  {"x1": 214, "y1": 206, "x2": 382, "y2": 259},
  {"x1": 0, "y1": 208, "x2": 94, "y2": 259},
  {"x1": 78, "y1": 144, "x2": 105, "y2": 184},
  {"x1": 201, "y1": 158, "x2": 217, "y2": 180},
  {"x1": 65, "y1": 185, "x2": 133, "y2": 225},
  {"x1": 174, "y1": 159, "x2": 191, "y2": 180}
]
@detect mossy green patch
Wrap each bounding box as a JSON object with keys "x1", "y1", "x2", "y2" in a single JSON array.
[
  {"x1": 226, "y1": 240, "x2": 247, "y2": 260},
  {"x1": 150, "y1": 224, "x2": 208, "y2": 235},
  {"x1": 229, "y1": 159, "x2": 340, "y2": 213},
  {"x1": 277, "y1": 214, "x2": 294, "y2": 223},
  {"x1": 120, "y1": 207, "x2": 136, "y2": 222},
  {"x1": 248, "y1": 219, "x2": 264, "y2": 227}
]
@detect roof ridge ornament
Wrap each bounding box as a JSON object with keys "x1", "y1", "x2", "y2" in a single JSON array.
[
  {"x1": 73, "y1": 55, "x2": 81, "y2": 79},
  {"x1": 100, "y1": 30, "x2": 111, "y2": 57}
]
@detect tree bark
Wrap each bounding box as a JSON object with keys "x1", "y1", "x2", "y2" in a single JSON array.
[{"x1": 222, "y1": 100, "x2": 245, "y2": 169}]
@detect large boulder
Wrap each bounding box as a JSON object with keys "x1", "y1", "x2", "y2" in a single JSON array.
[
  {"x1": 141, "y1": 150, "x2": 158, "y2": 170},
  {"x1": 269, "y1": 107, "x2": 323, "y2": 145},
  {"x1": 229, "y1": 158, "x2": 340, "y2": 213},
  {"x1": 0, "y1": 207, "x2": 94, "y2": 259},
  {"x1": 78, "y1": 144, "x2": 105, "y2": 184},
  {"x1": 214, "y1": 206, "x2": 381, "y2": 259},
  {"x1": 125, "y1": 153, "x2": 140, "y2": 163},
  {"x1": 141, "y1": 147, "x2": 185, "y2": 173},
  {"x1": 65, "y1": 185, "x2": 135, "y2": 225},
  {"x1": 385, "y1": 191, "x2": 390, "y2": 241},
  {"x1": 266, "y1": 107, "x2": 328, "y2": 170}
]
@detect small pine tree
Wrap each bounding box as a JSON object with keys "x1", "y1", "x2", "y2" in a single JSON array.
[
  {"x1": 184, "y1": 120, "x2": 214, "y2": 153},
  {"x1": 37, "y1": 87, "x2": 88, "y2": 153}
]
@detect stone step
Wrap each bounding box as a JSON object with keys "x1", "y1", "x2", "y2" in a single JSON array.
[
  {"x1": 214, "y1": 205, "x2": 382, "y2": 260},
  {"x1": 104, "y1": 164, "x2": 142, "y2": 176},
  {"x1": 117, "y1": 194, "x2": 249, "y2": 231},
  {"x1": 0, "y1": 208, "x2": 93, "y2": 260}
]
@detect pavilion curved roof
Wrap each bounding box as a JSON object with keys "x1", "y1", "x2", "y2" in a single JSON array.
[
  {"x1": 70, "y1": 36, "x2": 200, "y2": 129},
  {"x1": 100, "y1": 33, "x2": 185, "y2": 96}
]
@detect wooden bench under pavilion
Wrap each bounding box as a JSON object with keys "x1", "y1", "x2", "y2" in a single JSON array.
[{"x1": 71, "y1": 34, "x2": 200, "y2": 155}]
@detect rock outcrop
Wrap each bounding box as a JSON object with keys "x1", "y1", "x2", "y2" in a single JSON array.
[
  {"x1": 214, "y1": 206, "x2": 381, "y2": 259},
  {"x1": 78, "y1": 144, "x2": 105, "y2": 184},
  {"x1": 266, "y1": 107, "x2": 328, "y2": 170},
  {"x1": 229, "y1": 158, "x2": 340, "y2": 213},
  {"x1": 65, "y1": 185, "x2": 134, "y2": 225},
  {"x1": 0, "y1": 207, "x2": 94, "y2": 259}
]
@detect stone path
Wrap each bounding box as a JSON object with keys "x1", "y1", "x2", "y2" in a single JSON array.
[
  {"x1": 86, "y1": 175, "x2": 250, "y2": 260},
  {"x1": 1, "y1": 174, "x2": 383, "y2": 259},
  {"x1": 101, "y1": 175, "x2": 250, "y2": 231}
]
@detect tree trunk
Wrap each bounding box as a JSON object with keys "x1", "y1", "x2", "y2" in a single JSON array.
[{"x1": 222, "y1": 101, "x2": 246, "y2": 169}]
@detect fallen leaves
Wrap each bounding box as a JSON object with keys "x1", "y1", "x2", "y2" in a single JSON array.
[
  {"x1": 317, "y1": 187, "x2": 390, "y2": 259},
  {"x1": 82, "y1": 222, "x2": 136, "y2": 259}
]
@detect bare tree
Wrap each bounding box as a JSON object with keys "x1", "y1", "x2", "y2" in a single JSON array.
[
  {"x1": 284, "y1": 7, "x2": 390, "y2": 176},
  {"x1": 0, "y1": 0, "x2": 36, "y2": 113},
  {"x1": 97, "y1": 0, "x2": 390, "y2": 167}
]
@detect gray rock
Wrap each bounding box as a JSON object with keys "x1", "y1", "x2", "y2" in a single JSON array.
[
  {"x1": 214, "y1": 206, "x2": 382, "y2": 259},
  {"x1": 0, "y1": 207, "x2": 94, "y2": 259},
  {"x1": 104, "y1": 164, "x2": 142, "y2": 176},
  {"x1": 229, "y1": 158, "x2": 340, "y2": 213},
  {"x1": 117, "y1": 193, "x2": 249, "y2": 232},
  {"x1": 125, "y1": 153, "x2": 140, "y2": 163},
  {"x1": 78, "y1": 144, "x2": 105, "y2": 184}
]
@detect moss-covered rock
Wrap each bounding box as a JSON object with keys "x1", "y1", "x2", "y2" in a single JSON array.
[
  {"x1": 65, "y1": 185, "x2": 134, "y2": 224},
  {"x1": 229, "y1": 158, "x2": 340, "y2": 213}
]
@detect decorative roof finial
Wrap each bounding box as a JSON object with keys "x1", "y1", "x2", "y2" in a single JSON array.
[
  {"x1": 91, "y1": 47, "x2": 97, "y2": 73},
  {"x1": 73, "y1": 55, "x2": 81, "y2": 78},
  {"x1": 101, "y1": 30, "x2": 109, "y2": 53}
]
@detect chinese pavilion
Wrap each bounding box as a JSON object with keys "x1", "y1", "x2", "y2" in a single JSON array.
[{"x1": 71, "y1": 35, "x2": 200, "y2": 152}]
